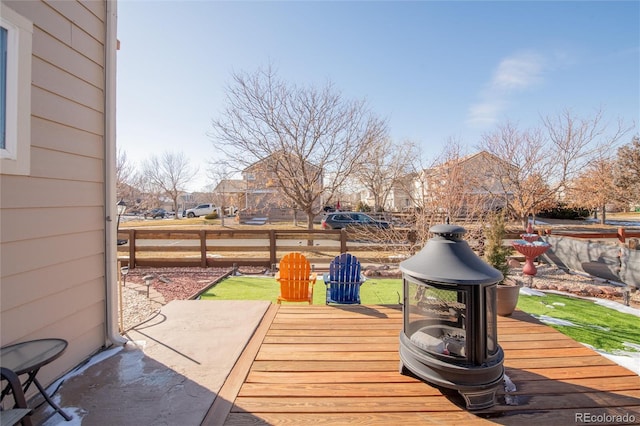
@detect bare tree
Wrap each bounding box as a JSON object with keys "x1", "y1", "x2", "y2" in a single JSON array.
[
  {"x1": 116, "y1": 148, "x2": 135, "y2": 202},
  {"x1": 141, "y1": 151, "x2": 198, "y2": 213},
  {"x1": 129, "y1": 172, "x2": 160, "y2": 213},
  {"x1": 542, "y1": 109, "x2": 630, "y2": 190},
  {"x1": 566, "y1": 156, "x2": 618, "y2": 224},
  {"x1": 350, "y1": 142, "x2": 502, "y2": 261},
  {"x1": 424, "y1": 141, "x2": 508, "y2": 222},
  {"x1": 480, "y1": 110, "x2": 631, "y2": 227},
  {"x1": 353, "y1": 138, "x2": 417, "y2": 212},
  {"x1": 389, "y1": 142, "x2": 491, "y2": 249},
  {"x1": 209, "y1": 66, "x2": 388, "y2": 229},
  {"x1": 208, "y1": 160, "x2": 236, "y2": 227},
  {"x1": 614, "y1": 135, "x2": 640, "y2": 207},
  {"x1": 480, "y1": 122, "x2": 554, "y2": 227}
]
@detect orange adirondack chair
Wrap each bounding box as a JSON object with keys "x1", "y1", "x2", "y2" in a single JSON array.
[{"x1": 275, "y1": 252, "x2": 317, "y2": 304}]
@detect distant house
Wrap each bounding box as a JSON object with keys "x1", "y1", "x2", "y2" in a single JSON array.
[
  {"x1": 213, "y1": 178, "x2": 245, "y2": 210},
  {"x1": 353, "y1": 151, "x2": 513, "y2": 215},
  {"x1": 384, "y1": 173, "x2": 417, "y2": 212},
  {"x1": 359, "y1": 173, "x2": 417, "y2": 212},
  {"x1": 0, "y1": 0, "x2": 122, "y2": 392},
  {"x1": 241, "y1": 152, "x2": 323, "y2": 216},
  {"x1": 417, "y1": 151, "x2": 514, "y2": 216}
]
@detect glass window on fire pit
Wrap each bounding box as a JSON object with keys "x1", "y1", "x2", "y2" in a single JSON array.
[
  {"x1": 406, "y1": 276, "x2": 468, "y2": 359},
  {"x1": 486, "y1": 286, "x2": 497, "y2": 355}
]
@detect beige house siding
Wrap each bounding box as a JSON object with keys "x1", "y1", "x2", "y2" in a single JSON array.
[
  {"x1": 242, "y1": 153, "x2": 323, "y2": 213},
  {"x1": 417, "y1": 151, "x2": 514, "y2": 215},
  {"x1": 0, "y1": 0, "x2": 110, "y2": 390}
]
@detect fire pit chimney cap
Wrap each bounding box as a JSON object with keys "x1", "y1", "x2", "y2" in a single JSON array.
[
  {"x1": 400, "y1": 224, "x2": 503, "y2": 285},
  {"x1": 430, "y1": 224, "x2": 466, "y2": 240}
]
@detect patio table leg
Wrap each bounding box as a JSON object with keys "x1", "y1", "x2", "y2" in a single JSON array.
[{"x1": 31, "y1": 374, "x2": 72, "y2": 421}]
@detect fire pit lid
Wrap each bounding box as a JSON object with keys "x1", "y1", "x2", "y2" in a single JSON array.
[{"x1": 400, "y1": 224, "x2": 503, "y2": 285}]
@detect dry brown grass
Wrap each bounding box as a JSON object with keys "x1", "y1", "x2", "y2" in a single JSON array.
[
  {"x1": 120, "y1": 211, "x2": 640, "y2": 233},
  {"x1": 120, "y1": 217, "x2": 321, "y2": 230}
]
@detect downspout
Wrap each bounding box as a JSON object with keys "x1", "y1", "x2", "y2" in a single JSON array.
[{"x1": 105, "y1": 0, "x2": 128, "y2": 346}]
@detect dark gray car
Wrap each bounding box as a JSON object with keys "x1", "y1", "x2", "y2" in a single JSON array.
[
  {"x1": 145, "y1": 208, "x2": 166, "y2": 219},
  {"x1": 321, "y1": 212, "x2": 390, "y2": 230}
]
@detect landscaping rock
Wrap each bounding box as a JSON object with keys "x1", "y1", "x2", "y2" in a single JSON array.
[
  {"x1": 512, "y1": 264, "x2": 639, "y2": 307},
  {"x1": 508, "y1": 259, "x2": 521, "y2": 269}
]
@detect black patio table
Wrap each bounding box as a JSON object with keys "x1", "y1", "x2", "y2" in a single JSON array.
[{"x1": 0, "y1": 338, "x2": 72, "y2": 421}]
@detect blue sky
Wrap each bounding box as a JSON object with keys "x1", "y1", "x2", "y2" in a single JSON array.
[{"x1": 116, "y1": 1, "x2": 640, "y2": 192}]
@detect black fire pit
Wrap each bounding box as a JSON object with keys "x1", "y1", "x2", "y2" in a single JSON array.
[{"x1": 399, "y1": 224, "x2": 505, "y2": 410}]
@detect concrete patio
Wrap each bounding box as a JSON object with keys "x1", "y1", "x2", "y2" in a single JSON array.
[{"x1": 31, "y1": 300, "x2": 270, "y2": 426}]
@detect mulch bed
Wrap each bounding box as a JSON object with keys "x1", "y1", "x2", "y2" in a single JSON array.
[{"x1": 123, "y1": 266, "x2": 269, "y2": 302}]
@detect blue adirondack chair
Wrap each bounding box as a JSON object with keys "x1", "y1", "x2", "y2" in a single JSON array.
[{"x1": 323, "y1": 253, "x2": 365, "y2": 304}]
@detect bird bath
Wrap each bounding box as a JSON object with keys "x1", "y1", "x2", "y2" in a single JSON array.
[
  {"x1": 520, "y1": 233, "x2": 540, "y2": 243},
  {"x1": 511, "y1": 222, "x2": 551, "y2": 278},
  {"x1": 520, "y1": 222, "x2": 541, "y2": 243}
]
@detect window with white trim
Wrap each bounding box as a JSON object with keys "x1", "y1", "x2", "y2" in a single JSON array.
[{"x1": 0, "y1": 5, "x2": 32, "y2": 175}]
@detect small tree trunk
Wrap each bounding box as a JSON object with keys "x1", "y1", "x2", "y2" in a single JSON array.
[
  {"x1": 521, "y1": 215, "x2": 528, "y2": 230},
  {"x1": 600, "y1": 204, "x2": 606, "y2": 225},
  {"x1": 306, "y1": 211, "x2": 315, "y2": 246}
]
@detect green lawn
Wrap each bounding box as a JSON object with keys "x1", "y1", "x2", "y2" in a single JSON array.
[
  {"x1": 199, "y1": 275, "x2": 403, "y2": 305},
  {"x1": 516, "y1": 292, "x2": 640, "y2": 352}
]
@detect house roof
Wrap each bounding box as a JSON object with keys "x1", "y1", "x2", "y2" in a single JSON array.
[
  {"x1": 243, "y1": 151, "x2": 321, "y2": 175},
  {"x1": 214, "y1": 179, "x2": 246, "y2": 194},
  {"x1": 427, "y1": 150, "x2": 512, "y2": 173}
]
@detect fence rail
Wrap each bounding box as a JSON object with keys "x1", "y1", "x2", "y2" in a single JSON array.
[
  {"x1": 117, "y1": 228, "x2": 412, "y2": 270},
  {"x1": 546, "y1": 227, "x2": 640, "y2": 244},
  {"x1": 117, "y1": 226, "x2": 640, "y2": 271}
]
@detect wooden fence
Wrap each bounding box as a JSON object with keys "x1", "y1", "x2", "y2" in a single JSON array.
[
  {"x1": 117, "y1": 228, "x2": 413, "y2": 270},
  {"x1": 545, "y1": 226, "x2": 640, "y2": 244},
  {"x1": 117, "y1": 226, "x2": 640, "y2": 271}
]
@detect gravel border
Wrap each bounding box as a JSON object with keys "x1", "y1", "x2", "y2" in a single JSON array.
[{"x1": 119, "y1": 267, "x2": 267, "y2": 331}]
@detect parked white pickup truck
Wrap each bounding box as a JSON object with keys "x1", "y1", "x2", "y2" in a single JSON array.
[{"x1": 184, "y1": 203, "x2": 220, "y2": 218}]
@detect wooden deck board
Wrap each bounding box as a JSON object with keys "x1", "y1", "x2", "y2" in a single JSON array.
[{"x1": 205, "y1": 305, "x2": 640, "y2": 425}]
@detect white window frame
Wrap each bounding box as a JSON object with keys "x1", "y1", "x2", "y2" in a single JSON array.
[{"x1": 0, "y1": 5, "x2": 32, "y2": 175}]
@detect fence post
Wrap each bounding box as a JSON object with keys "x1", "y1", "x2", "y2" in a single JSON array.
[
  {"x1": 200, "y1": 230, "x2": 207, "y2": 268},
  {"x1": 618, "y1": 227, "x2": 626, "y2": 244},
  {"x1": 269, "y1": 230, "x2": 277, "y2": 266},
  {"x1": 128, "y1": 229, "x2": 136, "y2": 269},
  {"x1": 340, "y1": 229, "x2": 347, "y2": 253}
]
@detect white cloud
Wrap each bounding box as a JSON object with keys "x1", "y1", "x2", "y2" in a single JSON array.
[
  {"x1": 466, "y1": 99, "x2": 506, "y2": 126},
  {"x1": 492, "y1": 52, "x2": 545, "y2": 91},
  {"x1": 467, "y1": 51, "x2": 547, "y2": 127}
]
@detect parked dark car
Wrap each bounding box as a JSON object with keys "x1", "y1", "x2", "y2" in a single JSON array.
[
  {"x1": 144, "y1": 208, "x2": 167, "y2": 219},
  {"x1": 321, "y1": 212, "x2": 390, "y2": 230}
]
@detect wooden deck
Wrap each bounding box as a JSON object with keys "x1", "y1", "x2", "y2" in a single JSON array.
[{"x1": 204, "y1": 305, "x2": 640, "y2": 425}]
